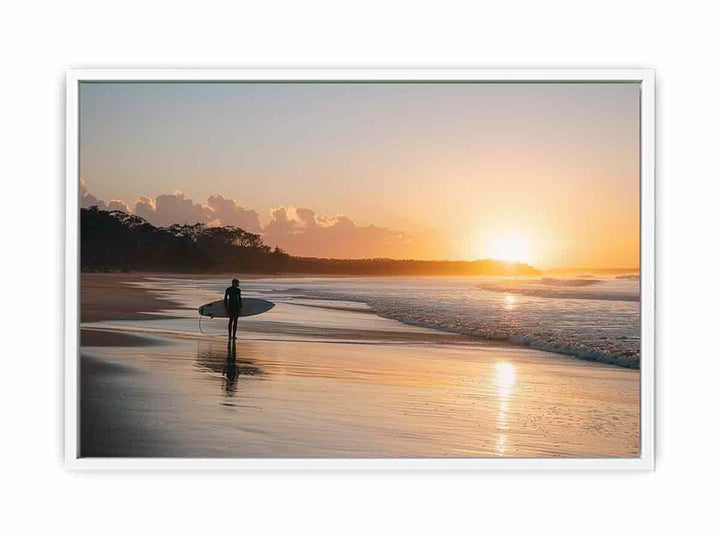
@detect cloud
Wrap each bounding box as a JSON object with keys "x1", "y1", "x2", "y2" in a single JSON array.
[
  {"x1": 261, "y1": 205, "x2": 415, "y2": 259},
  {"x1": 80, "y1": 178, "x2": 131, "y2": 214},
  {"x1": 133, "y1": 196, "x2": 157, "y2": 219},
  {"x1": 79, "y1": 177, "x2": 108, "y2": 209},
  {"x1": 107, "y1": 200, "x2": 131, "y2": 213},
  {"x1": 206, "y1": 194, "x2": 261, "y2": 232},
  {"x1": 133, "y1": 191, "x2": 212, "y2": 226},
  {"x1": 131, "y1": 192, "x2": 262, "y2": 230}
]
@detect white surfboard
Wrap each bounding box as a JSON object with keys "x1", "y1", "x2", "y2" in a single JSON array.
[{"x1": 198, "y1": 298, "x2": 275, "y2": 318}]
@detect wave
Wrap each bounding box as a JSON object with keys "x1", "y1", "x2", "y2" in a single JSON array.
[
  {"x1": 248, "y1": 279, "x2": 640, "y2": 369},
  {"x1": 366, "y1": 306, "x2": 640, "y2": 369},
  {"x1": 283, "y1": 300, "x2": 374, "y2": 314},
  {"x1": 481, "y1": 284, "x2": 639, "y2": 302},
  {"x1": 506, "y1": 335, "x2": 639, "y2": 368},
  {"x1": 539, "y1": 278, "x2": 602, "y2": 286}
]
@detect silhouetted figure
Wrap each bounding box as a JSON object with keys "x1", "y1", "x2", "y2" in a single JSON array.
[{"x1": 224, "y1": 278, "x2": 242, "y2": 340}]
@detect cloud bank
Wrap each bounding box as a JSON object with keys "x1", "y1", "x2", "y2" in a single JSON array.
[
  {"x1": 79, "y1": 179, "x2": 424, "y2": 258},
  {"x1": 81, "y1": 179, "x2": 261, "y2": 232},
  {"x1": 262, "y1": 206, "x2": 412, "y2": 258}
]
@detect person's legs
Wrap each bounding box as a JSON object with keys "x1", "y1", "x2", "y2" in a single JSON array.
[
  {"x1": 232, "y1": 316, "x2": 238, "y2": 339},
  {"x1": 227, "y1": 316, "x2": 233, "y2": 339}
]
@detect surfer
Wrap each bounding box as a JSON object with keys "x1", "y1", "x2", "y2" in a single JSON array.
[{"x1": 224, "y1": 279, "x2": 242, "y2": 340}]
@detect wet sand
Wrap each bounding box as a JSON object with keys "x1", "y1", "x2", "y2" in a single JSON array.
[
  {"x1": 79, "y1": 273, "x2": 640, "y2": 458},
  {"x1": 81, "y1": 329, "x2": 168, "y2": 347},
  {"x1": 81, "y1": 273, "x2": 184, "y2": 323}
]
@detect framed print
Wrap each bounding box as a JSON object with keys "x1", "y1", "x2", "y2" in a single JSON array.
[{"x1": 65, "y1": 68, "x2": 654, "y2": 470}]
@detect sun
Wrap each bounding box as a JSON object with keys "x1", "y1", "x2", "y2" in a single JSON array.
[{"x1": 485, "y1": 233, "x2": 532, "y2": 264}]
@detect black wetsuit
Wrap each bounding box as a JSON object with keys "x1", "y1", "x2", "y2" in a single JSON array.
[
  {"x1": 225, "y1": 285, "x2": 242, "y2": 339},
  {"x1": 225, "y1": 286, "x2": 242, "y2": 317}
]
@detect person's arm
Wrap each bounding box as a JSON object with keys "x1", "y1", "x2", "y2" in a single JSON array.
[{"x1": 224, "y1": 288, "x2": 229, "y2": 309}]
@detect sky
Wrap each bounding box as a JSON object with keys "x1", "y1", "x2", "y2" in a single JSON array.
[{"x1": 79, "y1": 82, "x2": 640, "y2": 269}]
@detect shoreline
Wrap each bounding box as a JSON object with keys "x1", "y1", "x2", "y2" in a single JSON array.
[{"x1": 80, "y1": 272, "x2": 639, "y2": 366}]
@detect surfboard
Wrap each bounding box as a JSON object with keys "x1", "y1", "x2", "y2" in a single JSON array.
[{"x1": 198, "y1": 298, "x2": 275, "y2": 318}]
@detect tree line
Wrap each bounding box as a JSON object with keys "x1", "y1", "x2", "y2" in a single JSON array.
[{"x1": 81, "y1": 207, "x2": 540, "y2": 276}]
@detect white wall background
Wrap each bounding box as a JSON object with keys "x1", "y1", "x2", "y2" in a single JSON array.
[{"x1": 1, "y1": 1, "x2": 717, "y2": 538}]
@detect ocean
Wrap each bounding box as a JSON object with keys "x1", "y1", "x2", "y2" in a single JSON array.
[{"x1": 164, "y1": 274, "x2": 640, "y2": 369}]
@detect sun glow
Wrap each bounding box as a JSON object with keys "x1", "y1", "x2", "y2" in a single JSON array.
[{"x1": 485, "y1": 233, "x2": 533, "y2": 264}]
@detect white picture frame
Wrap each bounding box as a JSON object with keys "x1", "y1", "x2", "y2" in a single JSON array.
[{"x1": 65, "y1": 68, "x2": 655, "y2": 470}]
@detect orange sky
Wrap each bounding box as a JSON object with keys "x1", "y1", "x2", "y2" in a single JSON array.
[{"x1": 80, "y1": 82, "x2": 640, "y2": 269}]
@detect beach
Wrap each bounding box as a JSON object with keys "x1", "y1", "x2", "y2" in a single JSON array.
[{"x1": 80, "y1": 273, "x2": 640, "y2": 458}]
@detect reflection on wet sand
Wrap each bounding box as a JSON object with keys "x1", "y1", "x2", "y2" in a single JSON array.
[
  {"x1": 81, "y1": 333, "x2": 639, "y2": 457},
  {"x1": 494, "y1": 362, "x2": 517, "y2": 455},
  {"x1": 195, "y1": 340, "x2": 265, "y2": 397}
]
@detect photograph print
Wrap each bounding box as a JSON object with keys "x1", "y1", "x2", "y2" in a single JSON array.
[{"x1": 71, "y1": 71, "x2": 652, "y2": 465}]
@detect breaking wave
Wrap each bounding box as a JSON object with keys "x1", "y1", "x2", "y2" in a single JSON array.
[{"x1": 365, "y1": 301, "x2": 640, "y2": 369}]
